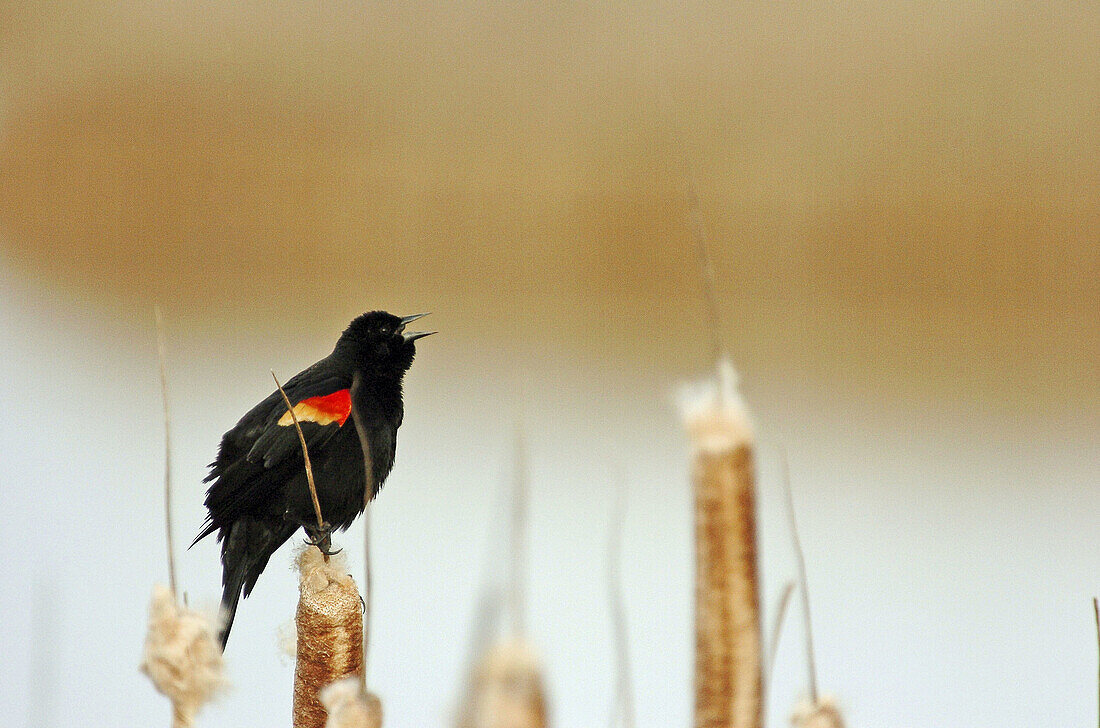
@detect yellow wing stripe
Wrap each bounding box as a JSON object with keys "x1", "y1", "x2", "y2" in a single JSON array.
[{"x1": 277, "y1": 389, "x2": 352, "y2": 427}]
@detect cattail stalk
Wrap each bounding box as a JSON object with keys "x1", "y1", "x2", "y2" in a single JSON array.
[
  {"x1": 509, "y1": 431, "x2": 528, "y2": 638},
  {"x1": 608, "y1": 477, "x2": 635, "y2": 728},
  {"x1": 154, "y1": 305, "x2": 177, "y2": 597},
  {"x1": 294, "y1": 547, "x2": 365, "y2": 728},
  {"x1": 1094, "y1": 597, "x2": 1099, "y2": 728},
  {"x1": 681, "y1": 359, "x2": 762, "y2": 728},
  {"x1": 766, "y1": 581, "x2": 796, "y2": 685},
  {"x1": 780, "y1": 453, "x2": 819, "y2": 703},
  {"x1": 350, "y1": 371, "x2": 376, "y2": 674},
  {"x1": 780, "y1": 453, "x2": 846, "y2": 728}
]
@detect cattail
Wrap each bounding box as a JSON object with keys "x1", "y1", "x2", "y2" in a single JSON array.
[
  {"x1": 143, "y1": 310, "x2": 225, "y2": 726},
  {"x1": 791, "y1": 697, "x2": 845, "y2": 728},
  {"x1": 319, "y1": 676, "x2": 383, "y2": 728},
  {"x1": 458, "y1": 639, "x2": 548, "y2": 728},
  {"x1": 456, "y1": 435, "x2": 546, "y2": 728},
  {"x1": 680, "y1": 359, "x2": 762, "y2": 728},
  {"x1": 140, "y1": 585, "x2": 226, "y2": 728},
  {"x1": 294, "y1": 546, "x2": 365, "y2": 728}
]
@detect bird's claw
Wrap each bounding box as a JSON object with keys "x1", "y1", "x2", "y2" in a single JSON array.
[
  {"x1": 303, "y1": 522, "x2": 342, "y2": 556},
  {"x1": 303, "y1": 536, "x2": 343, "y2": 556}
]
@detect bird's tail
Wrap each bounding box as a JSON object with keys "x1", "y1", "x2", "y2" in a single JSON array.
[
  {"x1": 219, "y1": 557, "x2": 248, "y2": 650},
  {"x1": 218, "y1": 519, "x2": 296, "y2": 649}
]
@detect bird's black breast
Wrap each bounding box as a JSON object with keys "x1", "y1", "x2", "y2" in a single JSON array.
[
  {"x1": 280, "y1": 384, "x2": 402, "y2": 530},
  {"x1": 281, "y1": 424, "x2": 369, "y2": 531}
]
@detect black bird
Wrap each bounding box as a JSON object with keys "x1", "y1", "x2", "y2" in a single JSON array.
[{"x1": 193, "y1": 311, "x2": 433, "y2": 648}]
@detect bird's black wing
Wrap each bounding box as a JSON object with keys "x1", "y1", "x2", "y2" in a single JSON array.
[{"x1": 195, "y1": 358, "x2": 354, "y2": 542}]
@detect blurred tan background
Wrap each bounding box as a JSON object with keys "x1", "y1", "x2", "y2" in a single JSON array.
[{"x1": 0, "y1": 2, "x2": 1096, "y2": 727}]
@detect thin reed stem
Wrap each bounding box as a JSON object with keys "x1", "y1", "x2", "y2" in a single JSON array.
[
  {"x1": 686, "y1": 181, "x2": 728, "y2": 369},
  {"x1": 154, "y1": 305, "x2": 177, "y2": 597},
  {"x1": 766, "y1": 580, "x2": 796, "y2": 688},
  {"x1": 780, "y1": 450, "x2": 818, "y2": 702},
  {"x1": 608, "y1": 476, "x2": 636, "y2": 728},
  {"x1": 350, "y1": 370, "x2": 377, "y2": 673},
  {"x1": 510, "y1": 430, "x2": 528, "y2": 638},
  {"x1": 1094, "y1": 597, "x2": 1099, "y2": 728},
  {"x1": 363, "y1": 505, "x2": 372, "y2": 678},
  {"x1": 271, "y1": 371, "x2": 326, "y2": 560}
]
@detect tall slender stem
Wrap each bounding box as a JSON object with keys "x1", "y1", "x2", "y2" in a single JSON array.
[
  {"x1": 766, "y1": 581, "x2": 796, "y2": 688},
  {"x1": 362, "y1": 504, "x2": 372, "y2": 678},
  {"x1": 780, "y1": 450, "x2": 818, "y2": 702},
  {"x1": 350, "y1": 371, "x2": 377, "y2": 677},
  {"x1": 272, "y1": 371, "x2": 326, "y2": 561},
  {"x1": 686, "y1": 182, "x2": 728, "y2": 369},
  {"x1": 154, "y1": 305, "x2": 177, "y2": 597},
  {"x1": 1094, "y1": 597, "x2": 1099, "y2": 728},
  {"x1": 608, "y1": 477, "x2": 635, "y2": 728},
  {"x1": 510, "y1": 430, "x2": 528, "y2": 638}
]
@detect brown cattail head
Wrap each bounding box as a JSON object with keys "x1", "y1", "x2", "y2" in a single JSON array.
[
  {"x1": 319, "y1": 676, "x2": 383, "y2": 728},
  {"x1": 294, "y1": 545, "x2": 365, "y2": 728},
  {"x1": 458, "y1": 639, "x2": 548, "y2": 728},
  {"x1": 679, "y1": 359, "x2": 762, "y2": 728},
  {"x1": 140, "y1": 584, "x2": 226, "y2": 728},
  {"x1": 791, "y1": 697, "x2": 846, "y2": 728}
]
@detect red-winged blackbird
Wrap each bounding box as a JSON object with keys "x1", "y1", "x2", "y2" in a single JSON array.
[{"x1": 193, "y1": 311, "x2": 433, "y2": 648}]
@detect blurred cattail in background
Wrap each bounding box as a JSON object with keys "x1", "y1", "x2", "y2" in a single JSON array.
[
  {"x1": 790, "y1": 697, "x2": 846, "y2": 728},
  {"x1": 320, "y1": 677, "x2": 383, "y2": 728},
  {"x1": 681, "y1": 360, "x2": 762, "y2": 728},
  {"x1": 455, "y1": 433, "x2": 549, "y2": 728},
  {"x1": 140, "y1": 585, "x2": 226, "y2": 728},
  {"x1": 459, "y1": 641, "x2": 549, "y2": 728}
]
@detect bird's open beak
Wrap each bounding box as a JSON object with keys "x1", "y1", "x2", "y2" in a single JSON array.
[{"x1": 399, "y1": 313, "x2": 435, "y2": 342}]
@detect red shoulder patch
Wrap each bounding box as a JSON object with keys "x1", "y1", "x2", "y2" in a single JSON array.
[{"x1": 278, "y1": 389, "x2": 352, "y2": 427}]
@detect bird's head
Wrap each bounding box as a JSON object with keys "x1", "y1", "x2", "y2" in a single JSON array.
[{"x1": 335, "y1": 311, "x2": 434, "y2": 376}]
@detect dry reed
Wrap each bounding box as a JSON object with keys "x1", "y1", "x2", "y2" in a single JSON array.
[
  {"x1": 779, "y1": 453, "x2": 846, "y2": 727},
  {"x1": 779, "y1": 452, "x2": 820, "y2": 703},
  {"x1": 1094, "y1": 597, "x2": 1099, "y2": 727},
  {"x1": 350, "y1": 371, "x2": 376, "y2": 675},
  {"x1": 608, "y1": 476, "x2": 635, "y2": 728},
  {"x1": 273, "y1": 370, "x2": 328, "y2": 554},
  {"x1": 766, "y1": 581, "x2": 796, "y2": 686},
  {"x1": 153, "y1": 304, "x2": 177, "y2": 597}
]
